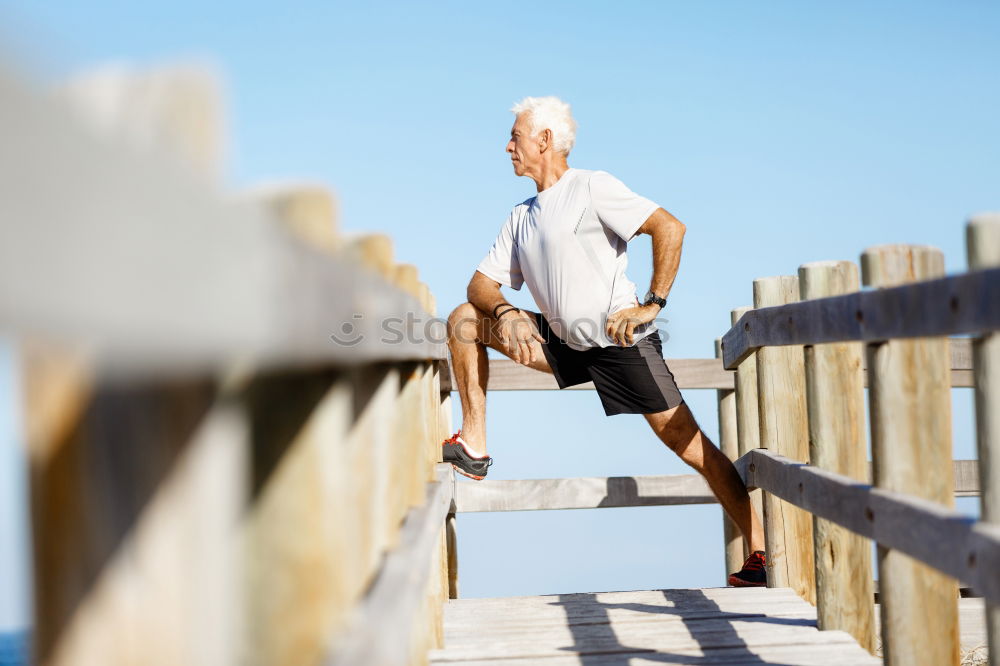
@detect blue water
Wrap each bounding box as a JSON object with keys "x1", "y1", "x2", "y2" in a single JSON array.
[{"x1": 0, "y1": 631, "x2": 30, "y2": 666}]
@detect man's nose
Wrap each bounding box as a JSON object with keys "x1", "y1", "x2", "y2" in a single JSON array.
[{"x1": 506, "y1": 141, "x2": 514, "y2": 153}]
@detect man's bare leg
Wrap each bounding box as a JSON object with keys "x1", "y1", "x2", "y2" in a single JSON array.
[
  {"x1": 445, "y1": 302, "x2": 552, "y2": 454},
  {"x1": 644, "y1": 402, "x2": 765, "y2": 554}
]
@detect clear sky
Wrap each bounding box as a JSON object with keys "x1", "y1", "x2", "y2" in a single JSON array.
[{"x1": 0, "y1": 0, "x2": 997, "y2": 630}]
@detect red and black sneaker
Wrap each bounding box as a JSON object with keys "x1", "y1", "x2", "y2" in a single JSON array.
[
  {"x1": 442, "y1": 430, "x2": 493, "y2": 480},
  {"x1": 728, "y1": 551, "x2": 767, "y2": 587}
]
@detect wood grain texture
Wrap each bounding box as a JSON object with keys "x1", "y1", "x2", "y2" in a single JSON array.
[
  {"x1": 739, "y1": 449, "x2": 1000, "y2": 606},
  {"x1": 716, "y1": 338, "x2": 745, "y2": 572},
  {"x1": 430, "y1": 587, "x2": 880, "y2": 665},
  {"x1": 438, "y1": 357, "x2": 733, "y2": 393},
  {"x1": 753, "y1": 276, "x2": 816, "y2": 603},
  {"x1": 446, "y1": 513, "x2": 459, "y2": 599},
  {"x1": 28, "y1": 374, "x2": 243, "y2": 666},
  {"x1": 862, "y1": 245, "x2": 959, "y2": 666},
  {"x1": 967, "y1": 213, "x2": 1000, "y2": 666},
  {"x1": 722, "y1": 267, "x2": 1000, "y2": 369},
  {"x1": 799, "y1": 260, "x2": 876, "y2": 652},
  {"x1": 243, "y1": 370, "x2": 362, "y2": 666},
  {"x1": 325, "y1": 464, "x2": 455, "y2": 666},
  {"x1": 730, "y1": 307, "x2": 764, "y2": 557},
  {"x1": 439, "y1": 342, "x2": 973, "y2": 393},
  {"x1": 454, "y1": 473, "x2": 717, "y2": 513},
  {"x1": 457, "y1": 462, "x2": 979, "y2": 514}
]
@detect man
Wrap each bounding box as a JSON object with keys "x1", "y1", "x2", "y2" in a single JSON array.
[{"x1": 441, "y1": 96, "x2": 766, "y2": 587}]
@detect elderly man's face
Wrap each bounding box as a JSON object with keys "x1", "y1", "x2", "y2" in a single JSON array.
[{"x1": 506, "y1": 112, "x2": 541, "y2": 177}]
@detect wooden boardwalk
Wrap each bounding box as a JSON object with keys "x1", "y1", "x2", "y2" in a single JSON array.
[{"x1": 430, "y1": 587, "x2": 881, "y2": 665}]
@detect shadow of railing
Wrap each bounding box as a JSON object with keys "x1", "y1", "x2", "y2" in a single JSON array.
[{"x1": 551, "y1": 588, "x2": 813, "y2": 664}]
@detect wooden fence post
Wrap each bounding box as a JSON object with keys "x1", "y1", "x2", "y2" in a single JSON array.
[
  {"x1": 861, "y1": 244, "x2": 959, "y2": 666},
  {"x1": 716, "y1": 338, "x2": 744, "y2": 575},
  {"x1": 967, "y1": 214, "x2": 1000, "y2": 666},
  {"x1": 753, "y1": 276, "x2": 816, "y2": 603},
  {"x1": 731, "y1": 307, "x2": 763, "y2": 559},
  {"x1": 799, "y1": 260, "x2": 876, "y2": 652}
]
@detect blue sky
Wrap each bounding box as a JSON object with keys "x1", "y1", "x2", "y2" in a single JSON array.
[{"x1": 0, "y1": 0, "x2": 997, "y2": 630}]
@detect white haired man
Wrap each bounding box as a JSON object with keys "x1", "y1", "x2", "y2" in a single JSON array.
[{"x1": 441, "y1": 96, "x2": 767, "y2": 587}]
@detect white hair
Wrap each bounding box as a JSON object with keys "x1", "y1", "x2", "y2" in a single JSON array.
[{"x1": 510, "y1": 96, "x2": 577, "y2": 155}]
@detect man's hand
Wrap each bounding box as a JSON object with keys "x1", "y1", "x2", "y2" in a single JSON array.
[
  {"x1": 606, "y1": 303, "x2": 659, "y2": 346},
  {"x1": 497, "y1": 310, "x2": 545, "y2": 365}
]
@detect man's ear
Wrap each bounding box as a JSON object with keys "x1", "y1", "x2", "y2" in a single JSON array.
[{"x1": 538, "y1": 128, "x2": 552, "y2": 153}]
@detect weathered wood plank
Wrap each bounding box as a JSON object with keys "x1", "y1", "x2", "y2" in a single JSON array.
[
  {"x1": 441, "y1": 588, "x2": 808, "y2": 629},
  {"x1": 716, "y1": 339, "x2": 744, "y2": 574},
  {"x1": 325, "y1": 464, "x2": 454, "y2": 666},
  {"x1": 730, "y1": 307, "x2": 764, "y2": 556},
  {"x1": 721, "y1": 265, "x2": 1000, "y2": 369},
  {"x1": 754, "y1": 276, "x2": 815, "y2": 603},
  {"x1": 799, "y1": 260, "x2": 876, "y2": 652},
  {"x1": 739, "y1": 448, "x2": 1000, "y2": 606},
  {"x1": 439, "y1": 340, "x2": 974, "y2": 392},
  {"x1": 431, "y1": 587, "x2": 880, "y2": 665},
  {"x1": 432, "y1": 643, "x2": 879, "y2": 666},
  {"x1": 0, "y1": 68, "x2": 445, "y2": 370},
  {"x1": 26, "y1": 370, "x2": 245, "y2": 666},
  {"x1": 445, "y1": 513, "x2": 458, "y2": 599},
  {"x1": 243, "y1": 369, "x2": 362, "y2": 666},
  {"x1": 862, "y1": 244, "x2": 959, "y2": 666},
  {"x1": 968, "y1": 212, "x2": 1000, "y2": 666},
  {"x1": 438, "y1": 357, "x2": 733, "y2": 392},
  {"x1": 456, "y1": 461, "x2": 981, "y2": 513},
  {"x1": 454, "y1": 474, "x2": 717, "y2": 512}
]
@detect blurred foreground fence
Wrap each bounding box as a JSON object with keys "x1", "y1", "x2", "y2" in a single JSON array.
[{"x1": 1, "y1": 65, "x2": 454, "y2": 665}]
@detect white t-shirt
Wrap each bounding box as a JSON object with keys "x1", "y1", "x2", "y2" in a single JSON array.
[{"x1": 477, "y1": 168, "x2": 661, "y2": 351}]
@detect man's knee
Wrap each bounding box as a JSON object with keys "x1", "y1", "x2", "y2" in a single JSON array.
[
  {"x1": 447, "y1": 302, "x2": 481, "y2": 344},
  {"x1": 647, "y1": 403, "x2": 699, "y2": 453}
]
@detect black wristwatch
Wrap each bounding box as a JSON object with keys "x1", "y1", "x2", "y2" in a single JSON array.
[{"x1": 643, "y1": 290, "x2": 667, "y2": 309}]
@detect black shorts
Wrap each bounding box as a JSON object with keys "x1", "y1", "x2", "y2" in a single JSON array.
[{"x1": 529, "y1": 311, "x2": 684, "y2": 416}]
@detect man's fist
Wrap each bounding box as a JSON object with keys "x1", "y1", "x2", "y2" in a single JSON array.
[
  {"x1": 606, "y1": 304, "x2": 659, "y2": 346},
  {"x1": 498, "y1": 311, "x2": 545, "y2": 365}
]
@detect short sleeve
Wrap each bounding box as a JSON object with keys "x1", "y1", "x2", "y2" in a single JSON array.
[
  {"x1": 589, "y1": 171, "x2": 660, "y2": 242},
  {"x1": 476, "y1": 209, "x2": 524, "y2": 290}
]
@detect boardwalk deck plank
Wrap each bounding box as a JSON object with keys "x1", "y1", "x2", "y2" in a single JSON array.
[{"x1": 430, "y1": 587, "x2": 881, "y2": 665}]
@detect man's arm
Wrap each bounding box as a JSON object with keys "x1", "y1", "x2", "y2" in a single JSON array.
[
  {"x1": 634, "y1": 206, "x2": 686, "y2": 302},
  {"x1": 606, "y1": 207, "x2": 686, "y2": 346},
  {"x1": 467, "y1": 270, "x2": 543, "y2": 364},
  {"x1": 467, "y1": 270, "x2": 511, "y2": 318}
]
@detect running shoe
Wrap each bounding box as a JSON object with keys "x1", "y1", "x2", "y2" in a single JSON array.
[
  {"x1": 442, "y1": 430, "x2": 493, "y2": 480},
  {"x1": 728, "y1": 551, "x2": 767, "y2": 587}
]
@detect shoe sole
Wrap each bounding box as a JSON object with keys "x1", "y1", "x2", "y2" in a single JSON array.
[
  {"x1": 727, "y1": 574, "x2": 767, "y2": 588},
  {"x1": 451, "y1": 464, "x2": 486, "y2": 481}
]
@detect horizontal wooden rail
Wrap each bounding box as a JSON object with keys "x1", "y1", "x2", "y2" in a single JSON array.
[
  {"x1": 326, "y1": 464, "x2": 455, "y2": 665},
  {"x1": 439, "y1": 358, "x2": 733, "y2": 392},
  {"x1": 454, "y1": 474, "x2": 716, "y2": 512},
  {"x1": 721, "y1": 267, "x2": 1000, "y2": 368},
  {"x1": 439, "y1": 338, "x2": 974, "y2": 392},
  {"x1": 734, "y1": 449, "x2": 1000, "y2": 604},
  {"x1": 453, "y1": 460, "x2": 980, "y2": 513},
  {"x1": 0, "y1": 68, "x2": 446, "y2": 370}
]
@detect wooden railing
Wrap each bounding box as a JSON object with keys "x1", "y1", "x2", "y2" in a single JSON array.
[
  {"x1": 712, "y1": 221, "x2": 999, "y2": 666},
  {"x1": 2, "y1": 65, "x2": 456, "y2": 666}
]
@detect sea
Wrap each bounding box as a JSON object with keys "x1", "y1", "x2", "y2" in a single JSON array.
[{"x1": 0, "y1": 631, "x2": 29, "y2": 666}]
